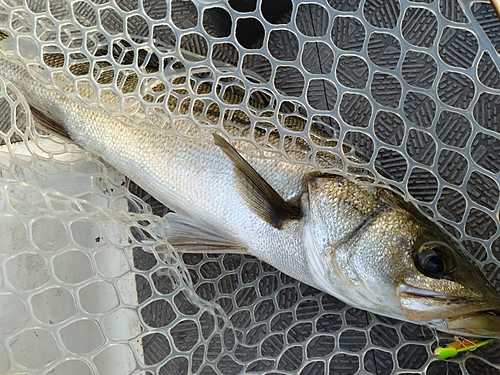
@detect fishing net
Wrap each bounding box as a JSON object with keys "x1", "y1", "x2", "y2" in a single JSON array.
[{"x1": 0, "y1": 0, "x2": 499, "y2": 374}]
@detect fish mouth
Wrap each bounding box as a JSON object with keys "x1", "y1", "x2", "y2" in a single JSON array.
[
  {"x1": 432, "y1": 310, "x2": 500, "y2": 338},
  {"x1": 399, "y1": 285, "x2": 500, "y2": 337},
  {"x1": 400, "y1": 284, "x2": 482, "y2": 301},
  {"x1": 400, "y1": 285, "x2": 451, "y2": 298}
]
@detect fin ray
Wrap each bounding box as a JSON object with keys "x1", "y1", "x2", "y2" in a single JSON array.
[
  {"x1": 165, "y1": 213, "x2": 248, "y2": 253},
  {"x1": 213, "y1": 132, "x2": 300, "y2": 228},
  {"x1": 28, "y1": 102, "x2": 72, "y2": 141}
]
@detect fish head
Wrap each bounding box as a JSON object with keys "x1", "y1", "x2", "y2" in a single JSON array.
[
  {"x1": 303, "y1": 175, "x2": 500, "y2": 337},
  {"x1": 400, "y1": 233, "x2": 500, "y2": 338}
]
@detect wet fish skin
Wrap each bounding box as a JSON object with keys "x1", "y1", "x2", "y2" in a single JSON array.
[
  {"x1": 304, "y1": 176, "x2": 500, "y2": 336},
  {"x1": 0, "y1": 55, "x2": 318, "y2": 285},
  {"x1": 1, "y1": 55, "x2": 500, "y2": 337}
]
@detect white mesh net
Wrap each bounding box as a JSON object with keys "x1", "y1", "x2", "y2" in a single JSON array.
[{"x1": 0, "y1": 0, "x2": 500, "y2": 374}]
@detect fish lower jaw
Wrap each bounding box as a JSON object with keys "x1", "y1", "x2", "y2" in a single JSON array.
[
  {"x1": 400, "y1": 285, "x2": 500, "y2": 337},
  {"x1": 429, "y1": 310, "x2": 500, "y2": 338}
]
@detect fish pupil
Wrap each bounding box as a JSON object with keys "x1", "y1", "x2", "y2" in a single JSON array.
[
  {"x1": 424, "y1": 255, "x2": 445, "y2": 274},
  {"x1": 416, "y1": 245, "x2": 450, "y2": 277}
]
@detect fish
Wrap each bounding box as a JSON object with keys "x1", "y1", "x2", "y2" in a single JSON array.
[{"x1": 1, "y1": 52, "x2": 500, "y2": 338}]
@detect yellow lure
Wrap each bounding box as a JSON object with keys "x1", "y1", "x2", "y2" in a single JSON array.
[{"x1": 434, "y1": 337, "x2": 494, "y2": 360}]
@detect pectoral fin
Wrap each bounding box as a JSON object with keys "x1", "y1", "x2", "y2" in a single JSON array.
[
  {"x1": 28, "y1": 102, "x2": 72, "y2": 141},
  {"x1": 213, "y1": 133, "x2": 300, "y2": 228}
]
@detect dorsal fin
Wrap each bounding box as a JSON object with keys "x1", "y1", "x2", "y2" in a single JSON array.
[
  {"x1": 213, "y1": 132, "x2": 300, "y2": 228},
  {"x1": 28, "y1": 102, "x2": 72, "y2": 141}
]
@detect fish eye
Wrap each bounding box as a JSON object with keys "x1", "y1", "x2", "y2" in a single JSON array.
[
  {"x1": 421, "y1": 250, "x2": 445, "y2": 274},
  {"x1": 416, "y1": 244, "x2": 452, "y2": 278}
]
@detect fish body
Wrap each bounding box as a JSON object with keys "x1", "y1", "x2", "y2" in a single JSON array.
[{"x1": 1, "y1": 55, "x2": 500, "y2": 337}]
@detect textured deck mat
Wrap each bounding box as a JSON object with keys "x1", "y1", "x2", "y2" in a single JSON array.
[{"x1": 0, "y1": 0, "x2": 500, "y2": 374}]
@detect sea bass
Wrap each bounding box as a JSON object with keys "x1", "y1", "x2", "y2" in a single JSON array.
[{"x1": 1, "y1": 55, "x2": 500, "y2": 337}]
